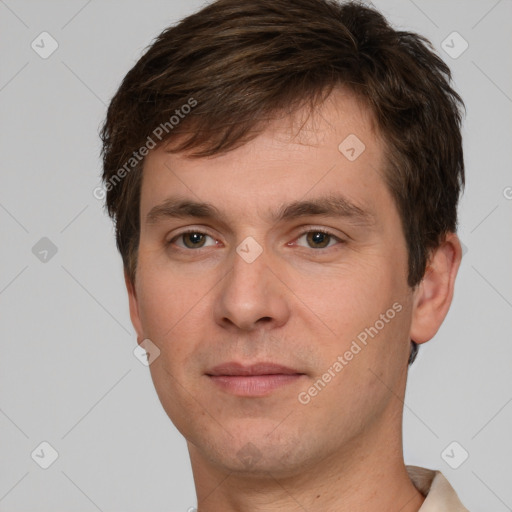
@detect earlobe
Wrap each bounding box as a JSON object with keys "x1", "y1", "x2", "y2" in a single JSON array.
[
  {"x1": 410, "y1": 233, "x2": 462, "y2": 345},
  {"x1": 125, "y1": 270, "x2": 145, "y2": 342}
]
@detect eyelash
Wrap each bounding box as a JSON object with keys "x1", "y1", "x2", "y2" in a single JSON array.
[{"x1": 166, "y1": 228, "x2": 345, "y2": 251}]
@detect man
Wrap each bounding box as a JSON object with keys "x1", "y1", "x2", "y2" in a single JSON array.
[{"x1": 100, "y1": 0, "x2": 469, "y2": 510}]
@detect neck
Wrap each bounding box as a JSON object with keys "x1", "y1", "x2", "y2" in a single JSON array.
[{"x1": 188, "y1": 411, "x2": 425, "y2": 512}]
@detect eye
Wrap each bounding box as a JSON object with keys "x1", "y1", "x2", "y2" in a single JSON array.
[
  {"x1": 169, "y1": 231, "x2": 218, "y2": 249},
  {"x1": 294, "y1": 229, "x2": 343, "y2": 249}
]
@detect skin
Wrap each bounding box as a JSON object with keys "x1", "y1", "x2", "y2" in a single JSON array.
[{"x1": 126, "y1": 88, "x2": 462, "y2": 512}]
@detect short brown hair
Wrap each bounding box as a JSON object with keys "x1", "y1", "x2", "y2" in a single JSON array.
[{"x1": 101, "y1": 0, "x2": 464, "y2": 292}]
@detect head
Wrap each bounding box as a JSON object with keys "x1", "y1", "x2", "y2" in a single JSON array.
[{"x1": 101, "y1": 0, "x2": 464, "y2": 477}]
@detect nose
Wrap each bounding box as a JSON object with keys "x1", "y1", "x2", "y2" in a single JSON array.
[{"x1": 213, "y1": 241, "x2": 291, "y2": 333}]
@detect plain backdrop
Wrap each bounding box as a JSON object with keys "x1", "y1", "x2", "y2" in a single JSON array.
[{"x1": 1, "y1": 1, "x2": 511, "y2": 511}]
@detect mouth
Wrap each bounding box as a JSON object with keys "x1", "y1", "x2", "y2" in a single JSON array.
[{"x1": 205, "y1": 362, "x2": 306, "y2": 397}]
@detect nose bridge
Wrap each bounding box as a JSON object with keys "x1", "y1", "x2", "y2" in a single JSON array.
[
  {"x1": 213, "y1": 238, "x2": 289, "y2": 331},
  {"x1": 228, "y1": 240, "x2": 273, "y2": 308}
]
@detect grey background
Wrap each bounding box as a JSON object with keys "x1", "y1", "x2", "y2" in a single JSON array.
[{"x1": 1, "y1": 0, "x2": 511, "y2": 511}]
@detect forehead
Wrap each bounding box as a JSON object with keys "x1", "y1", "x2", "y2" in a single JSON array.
[{"x1": 140, "y1": 89, "x2": 391, "y2": 227}]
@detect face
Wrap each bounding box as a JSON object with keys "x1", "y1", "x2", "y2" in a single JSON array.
[{"x1": 128, "y1": 89, "x2": 417, "y2": 477}]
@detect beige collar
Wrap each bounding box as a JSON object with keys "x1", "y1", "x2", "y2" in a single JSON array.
[{"x1": 406, "y1": 465, "x2": 469, "y2": 511}]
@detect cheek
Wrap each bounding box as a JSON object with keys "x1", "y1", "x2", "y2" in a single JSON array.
[
  {"x1": 136, "y1": 272, "x2": 204, "y2": 416},
  {"x1": 296, "y1": 258, "x2": 403, "y2": 338},
  {"x1": 136, "y1": 258, "x2": 205, "y2": 338},
  {"x1": 135, "y1": 256, "x2": 230, "y2": 373}
]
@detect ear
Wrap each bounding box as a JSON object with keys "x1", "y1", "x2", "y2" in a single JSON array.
[
  {"x1": 410, "y1": 232, "x2": 462, "y2": 345},
  {"x1": 125, "y1": 270, "x2": 144, "y2": 343}
]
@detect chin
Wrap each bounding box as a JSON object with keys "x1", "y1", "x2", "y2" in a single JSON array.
[{"x1": 189, "y1": 423, "x2": 318, "y2": 477}]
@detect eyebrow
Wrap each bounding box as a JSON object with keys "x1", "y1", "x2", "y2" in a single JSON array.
[{"x1": 146, "y1": 194, "x2": 375, "y2": 227}]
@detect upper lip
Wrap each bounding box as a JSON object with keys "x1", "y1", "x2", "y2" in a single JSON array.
[{"x1": 206, "y1": 362, "x2": 303, "y2": 376}]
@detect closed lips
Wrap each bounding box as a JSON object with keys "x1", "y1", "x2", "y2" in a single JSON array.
[{"x1": 206, "y1": 362, "x2": 304, "y2": 376}]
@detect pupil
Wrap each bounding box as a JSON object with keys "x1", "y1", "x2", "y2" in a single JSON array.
[
  {"x1": 185, "y1": 233, "x2": 205, "y2": 248},
  {"x1": 308, "y1": 232, "x2": 329, "y2": 248}
]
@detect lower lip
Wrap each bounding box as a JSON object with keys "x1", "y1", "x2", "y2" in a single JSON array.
[{"x1": 208, "y1": 374, "x2": 304, "y2": 396}]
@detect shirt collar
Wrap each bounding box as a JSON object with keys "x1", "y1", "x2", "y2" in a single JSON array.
[{"x1": 406, "y1": 465, "x2": 469, "y2": 511}]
